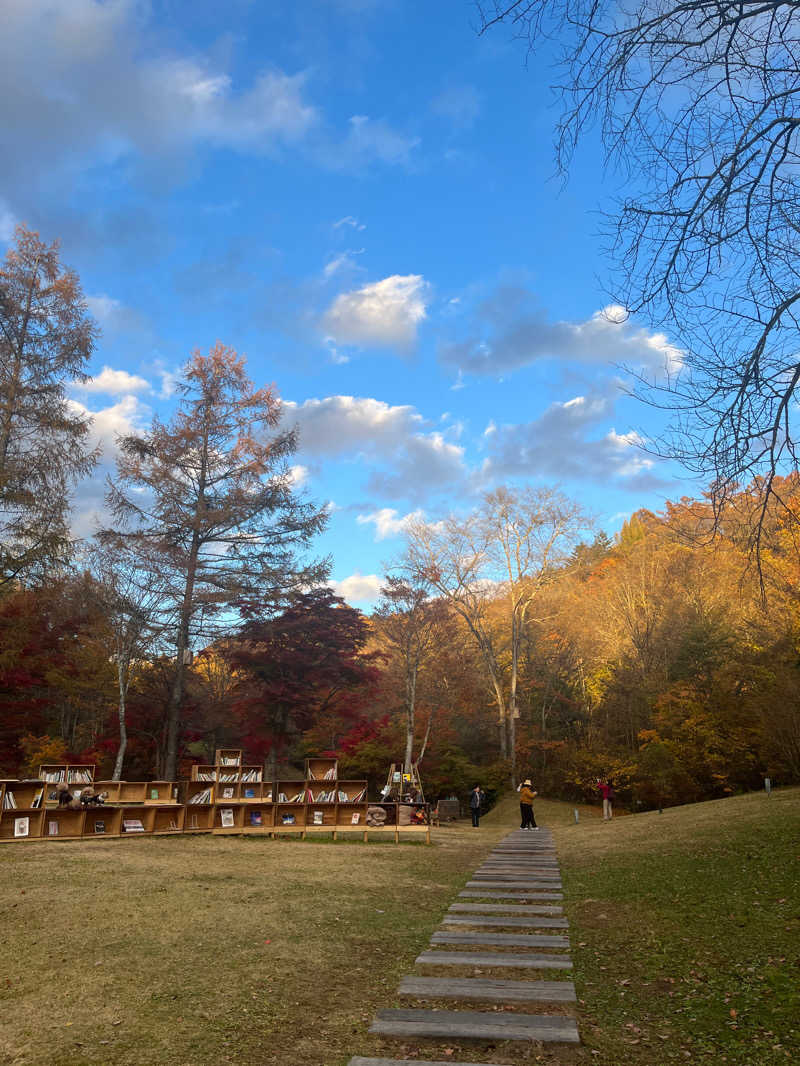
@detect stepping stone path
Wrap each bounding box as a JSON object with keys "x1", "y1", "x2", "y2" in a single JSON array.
[{"x1": 348, "y1": 827, "x2": 579, "y2": 1066}]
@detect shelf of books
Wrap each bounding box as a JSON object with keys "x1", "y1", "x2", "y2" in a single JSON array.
[
  {"x1": 0, "y1": 754, "x2": 432, "y2": 845},
  {"x1": 39, "y1": 763, "x2": 95, "y2": 785}
]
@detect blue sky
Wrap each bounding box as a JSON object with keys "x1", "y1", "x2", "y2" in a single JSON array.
[{"x1": 2, "y1": 0, "x2": 691, "y2": 607}]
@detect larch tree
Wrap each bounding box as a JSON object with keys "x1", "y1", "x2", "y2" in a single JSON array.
[
  {"x1": 0, "y1": 225, "x2": 97, "y2": 585},
  {"x1": 101, "y1": 344, "x2": 329, "y2": 781}
]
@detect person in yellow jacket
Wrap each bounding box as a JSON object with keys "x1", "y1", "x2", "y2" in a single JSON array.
[{"x1": 518, "y1": 779, "x2": 538, "y2": 830}]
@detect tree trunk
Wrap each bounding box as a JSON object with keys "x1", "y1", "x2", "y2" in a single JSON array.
[
  {"x1": 112, "y1": 657, "x2": 128, "y2": 781},
  {"x1": 164, "y1": 534, "x2": 200, "y2": 781},
  {"x1": 404, "y1": 663, "x2": 417, "y2": 768}
]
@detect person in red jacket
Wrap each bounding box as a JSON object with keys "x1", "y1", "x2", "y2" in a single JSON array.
[{"x1": 597, "y1": 778, "x2": 614, "y2": 821}]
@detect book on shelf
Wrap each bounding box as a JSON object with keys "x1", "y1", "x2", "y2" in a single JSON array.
[
  {"x1": 47, "y1": 789, "x2": 59, "y2": 802},
  {"x1": 69, "y1": 769, "x2": 92, "y2": 783},
  {"x1": 264, "y1": 791, "x2": 273, "y2": 802},
  {"x1": 249, "y1": 810, "x2": 263, "y2": 827},
  {"x1": 350, "y1": 787, "x2": 366, "y2": 802},
  {"x1": 281, "y1": 813, "x2": 295, "y2": 825},
  {"x1": 196, "y1": 771, "x2": 215, "y2": 781},
  {"x1": 241, "y1": 769, "x2": 260, "y2": 782},
  {"x1": 312, "y1": 810, "x2": 324, "y2": 825},
  {"x1": 94, "y1": 821, "x2": 105, "y2": 834},
  {"x1": 43, "y1": 770, "x2": 65, "y2": 783},
  {"x1": 219, "y1": 808, "x2": 235, "y2": 828},
  {"x1": 222, "y1": 787, "x2": 234, "y2": 799},
  {"x1": 150, "y1": 788, "x2": 159, "y2": 800},
  {"x1": 14, "y1": 817, "x2": 29, "y2": 837},
  {"x1": 350, "y1": 812, "x2": 361, "y2": 825},
  {"x1": 221, "y1": 756, "x2": 239, "y2": 766},
  {"x1": 323, "y1": 767, "x2": 336, "y2": 780},
  {"x1": 337, "y1": 790, "x2": 348, "y2": 803},
  {"x1": 31, "y1": 789, "x2": 44, "y2": 809},
  {"x1": 123, "y1": 819, "x2": 145, "y2": 832},
  {"x1": 219, "y1": 772, "x2": 237, "y2": 783},
  {"x1": 189, "y1": 788, "x2": 212, "y2": 804},
  {"x1": 243, "y1": 787, "x2": 255, "y2": 799},
  {"x1": 277, "y1": 791, "x2": 287, "y2": 802},
  {"x1": 49, "y1": 820, "x2": 59, "y2": 835},
  {"x1": 3, "y1": 791, "x2": 17, "y2": 809}
]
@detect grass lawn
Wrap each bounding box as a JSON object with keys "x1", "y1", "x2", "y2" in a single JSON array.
[{"x1": 0, "y1": 788, "x2": 797, "y2": 1065}]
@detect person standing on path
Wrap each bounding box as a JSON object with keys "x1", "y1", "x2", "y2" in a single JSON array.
[
  {"x1": 597, "y1": 778, "x2": 614, "y2": 821},
  {"x1": 518, "y1": 779, "x2": 538, "y2": 830},
  {"x1": 470, "y1": 784, "x2": 484, "y2": 827}
]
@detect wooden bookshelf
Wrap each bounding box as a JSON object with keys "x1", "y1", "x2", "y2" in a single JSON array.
[
  {"x1": 183, "y1": 806, "x2": 214, "y2": 833},
  {"x1": 83, "y1": 808, "x2": 122, "y2": 837},
  {"x1": 145, "y1": 781, "x2": 177, "y2": 804},
  {"x1": 0, "y1": 808, "x2": 44, "y2": 840},
  {"x1": 2, "y1": 782, "x2": 46, "y2": 812},
  {"x1": 118, "y1": 782, "x2": 147, "y2": 804},
  {"x1": 215, "y1": 804, "x2": 245, "y2": 831},
  {"x1": 44, "y1": 809, "x2": 84, "y2": 839},
  {"x1": 214, "y1": 748, "x2": 242, "y2": 768},
  {"x1": 39, "y1": 764, "x2": 95, "y2": 784},
  {"x1": 152, "y1": 806, "x2": 185, "y2": 834},
  {"x1": 305, "y1": 757, "x2": 337, "y2": 781},
  {"x1": 190, "y1": 764, "x2": 217, "y2": 782},
  {"x1": 186, "y1": 781, "x2": 214, "y2": 805},
  {"x1": 119, "y1": 807, "x2": 155, "y2": 835}
]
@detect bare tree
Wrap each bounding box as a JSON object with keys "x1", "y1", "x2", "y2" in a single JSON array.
[
  {"x1": 478, "y1": 2, "x2": 800, "y2": 558},
  {"x1": 407, "y1": 485, "x2": 588, "y2": 783},
  {"x1": 89, "y1": 544, "x2": 168, "y2": 780},
  {"x1": 101, "y1": 343, "x2": 329, "y2": 781},
  {"x1": 374, "y1": 574, "x2": 442, "y2": 768},
  {"x1": 0, "y1": 226, "x2": 97, "y2": 584}
]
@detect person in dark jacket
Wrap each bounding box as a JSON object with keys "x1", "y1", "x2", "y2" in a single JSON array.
[
  {"x1": 470, "y1": 784, "x2": 484, "y2": 827},
  {"x1": 518, "y1": 779, "x2": 538, "y2": 829}
]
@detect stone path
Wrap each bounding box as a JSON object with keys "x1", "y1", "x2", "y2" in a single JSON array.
[{"x1": 347, "y1": 827, "x2": 579, "y2": 1066}]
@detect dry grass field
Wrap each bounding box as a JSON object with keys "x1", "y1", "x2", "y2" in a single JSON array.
[{"x1": 1, "y1": 788, "x2": 797, "y2": 1066}]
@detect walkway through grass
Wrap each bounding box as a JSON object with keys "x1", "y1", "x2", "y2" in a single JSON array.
[{"x1": 1, "y1": 789, "x2": 797, "y2": 1065}]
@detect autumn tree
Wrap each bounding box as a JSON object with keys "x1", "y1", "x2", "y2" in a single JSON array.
[
  {"x1": 0, "y1": 226, "x2": 97, "y2": 584},
  {"x1": 373, "y1": 575, "x2": 442, "y2": 769},
  {"x1": 406, "y1": 485, "x2": 588, "y2": 783},
  {"x1": 228, "y1": 588, "x2": 379, "y2": 778},
  {"x1": 101, "y1": 344, "x2": 328, "y2": 781},
  {"x1": 479, "y1": 2, "x2": 800, "y2": 556}
]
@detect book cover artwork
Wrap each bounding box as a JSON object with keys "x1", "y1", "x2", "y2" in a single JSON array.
[
  {"x1": 14, "y1": 817, "x2": 29, "y2": 837},
  {"x1": 249, "y1": 811, "x2": 262, "y2": 827},
  {"x1": 222, "y1": 787, "x2": 234, "y2": 799},
  {"x1": 123, "y1": 819, "x2": 145, "y2": 832},
  {"x1": 351, "y1": 812, "x2": 361, "y2": 825},
  {"x1": 219, "y1": 809, "x2": 235, "y2": 828},
  {"x1": 94, "y1": 821, "x2": 105, "y2": 834},
  {"x1": 49, "y1": 821, "x2": 59, "y2": 835}
]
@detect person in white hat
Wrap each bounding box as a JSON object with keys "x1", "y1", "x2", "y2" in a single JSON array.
[{"x1": 517, "y1": 778, "x2": 538, "y2": 830}]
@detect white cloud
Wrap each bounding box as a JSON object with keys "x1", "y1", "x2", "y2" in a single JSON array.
[
  {"x1": 289, "y1": 464, "x2": 309, "y2": 487},
  {"x1": 338, "y1": 115, "x2": 420, "y2": 168},
  {"x1": 330, "y1": 572, "x2": 383, "y2": 605},
  {"x1": 440, "y1": 288, "x2": 683, "y2": 378},
  {"x1": 481, "y1": 390, "x2": 663, "y2": 488},
  {"x1": 77, "y1": 365, "x2": 152, "y2": 396},
  {"x1": 283, "y1": 395, "x2": 468, "y2": 501},
  {"x1": 333, "y1": 215, "x2": 366, "y2": 231},
  {"x1": 0, "y1": 201, "x2": 17, "y2": 242},
  {"x1": 431, "y1": 84, "x2": 482, "y2": 129},
  {"x1": 323, "y1": 249, "x2": 364, "y2": 278},
  {"x1": 357, "y1": 507, "x2": 425, "y2": 541},
  {"x1": 68, "y1": 391, "x2": 152, "y2": 535},
  {"x1": 323, "y1": 275, "x2": 429, "y2": 350}
]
